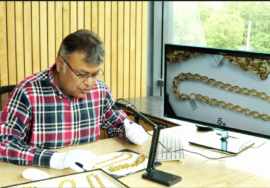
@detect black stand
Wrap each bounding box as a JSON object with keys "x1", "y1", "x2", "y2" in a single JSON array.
[{"x1": 113, "y1": 101, "x2": 182, "y2": 187}]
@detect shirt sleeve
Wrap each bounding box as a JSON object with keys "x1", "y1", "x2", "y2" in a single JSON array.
[
  {"x1": 0, "y1": 86, "x2": 55, "y2": 167},
  {"x1": 101, "y1": 86, "x2": 131, "y2": 141}
]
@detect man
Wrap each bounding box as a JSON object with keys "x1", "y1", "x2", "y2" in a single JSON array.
[{"x1": 0, "y1": 29, "x2": 148, "y2": 172}]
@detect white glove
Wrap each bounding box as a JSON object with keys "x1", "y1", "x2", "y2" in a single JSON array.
[
  {"x1": 124, "y1": 118, "x2": 148, "y2": 145},
  {"x1": 50, "y1": 149, "x2": 98, "y2": 172}
]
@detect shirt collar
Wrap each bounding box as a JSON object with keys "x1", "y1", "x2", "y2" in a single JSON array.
[{"x1": 48, "y1": 63, "x2": 64, "y2": 99}]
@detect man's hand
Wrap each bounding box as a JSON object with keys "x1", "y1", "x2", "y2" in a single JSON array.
[
  {"x1": 50, "y1": 149, "x2": 97, "y2": 172},
  {"x1": 124, "y1": 118, "x2": 148, "y2": 145}
]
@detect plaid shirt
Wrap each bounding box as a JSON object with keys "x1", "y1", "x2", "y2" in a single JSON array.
[{"x1": 0, "y1": 64, "x2": 129, "y2": 168}]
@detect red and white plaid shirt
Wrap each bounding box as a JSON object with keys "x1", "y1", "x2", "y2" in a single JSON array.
[{"x1": 0, "y1": 64, "x2": 129, "y2": 167}]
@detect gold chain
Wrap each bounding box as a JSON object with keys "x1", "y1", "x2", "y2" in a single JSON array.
[
  {"x1": 86, "y1": 174, "x2": 105, "y2": 188},
  {"x1": 172, "y1": 72, "x2": 270, "y2": 121},
  {"x1": 108, "y1": 153, "x2": 146, "y2": 173},
  {"x1": 92, "y1": 153, "x2": 133, "y2": 169},
  {"x1": 58, "y1": 180, "x2": 76, "y2": 188},
  {"x1": 166, "y1": 50, "x2": 270, "y2": 80}
]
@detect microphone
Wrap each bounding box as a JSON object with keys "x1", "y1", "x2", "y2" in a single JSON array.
[{"x1": 112, "y1": 101, "x2": 132, "y2": 110}]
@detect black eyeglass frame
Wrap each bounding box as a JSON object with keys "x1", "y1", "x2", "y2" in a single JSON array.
[{"x1": 60, "y1": 56, "x2": 104, "y2": 80}]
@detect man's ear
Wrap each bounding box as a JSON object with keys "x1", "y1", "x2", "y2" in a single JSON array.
[{"x1": 55, "y1": 56, "x2": 64, "y2": 72}]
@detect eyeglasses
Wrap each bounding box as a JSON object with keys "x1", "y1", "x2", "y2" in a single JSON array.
[{"x1": 60, "y1": 56, "x2": 104, "y2": 80}]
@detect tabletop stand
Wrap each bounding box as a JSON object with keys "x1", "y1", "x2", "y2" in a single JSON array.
[{"x1": 113, "y1": 101, "x2": 182, "y2": 187}]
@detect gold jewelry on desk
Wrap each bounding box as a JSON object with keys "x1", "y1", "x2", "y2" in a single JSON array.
[
  {"x1": 108, "y1": 153, "x2": 146, "y2": 172},
  {"x1": 166, "y1": 50, "x2": 270, "y2": 80},
  {"x1": 92, "y1": 153, "x2": 133, "y2": 169},
  {"x1": 58, "y1": 179, "x2": 76, "y2": 188},
  {"x1": 86, "y1": 174, "x2": 105, "y2": 188},
  {"x1": 172, "y1": 72, "x2": 270, "y2": 121}
]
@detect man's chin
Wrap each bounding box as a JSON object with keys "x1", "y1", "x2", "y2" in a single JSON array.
[
  {"x1": 72, "y1": 92, "x2": 88, "y2": 98},
  {"x1": 76, "y1": 93, "x2": 88, "y2": 98},
  {"x1": 72, "y1": 89, "x2": 91, "y2": 98}
]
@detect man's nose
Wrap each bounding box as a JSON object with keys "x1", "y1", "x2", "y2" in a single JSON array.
[{"x1": 83, "y1": 77, "x2": 95, "y2": 86}]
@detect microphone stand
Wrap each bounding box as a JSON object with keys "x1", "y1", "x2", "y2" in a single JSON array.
[{"x1": 113, "y1": 101, "x2": 182, "y2": 187}]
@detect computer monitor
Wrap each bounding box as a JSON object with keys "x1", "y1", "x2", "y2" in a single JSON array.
[{"x1": 163, "y1": 44, "x2": 270, "y2": 154}]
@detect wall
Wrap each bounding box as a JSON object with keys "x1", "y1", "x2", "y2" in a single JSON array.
[{"x1": 0, "y1": 1, "x2": 148, "y2": 101}]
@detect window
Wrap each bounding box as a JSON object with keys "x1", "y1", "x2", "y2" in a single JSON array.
[
  {"x1": 148, "y1": 1, "x2": 270, "y2": 96},
  {"x1": 164, "y1": 1, "x2": 270, "y2": 52}
]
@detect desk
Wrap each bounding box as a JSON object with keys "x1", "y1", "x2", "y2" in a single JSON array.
[
  {"x1": 0, "y1": 125, "x2": 270, "y2": 187},
  {"x1": 1, "y1": 124, "x2": 270, "y2": 187},
  {"x1": 1, "y1": 97, "x2": 270, "y2": 187}
]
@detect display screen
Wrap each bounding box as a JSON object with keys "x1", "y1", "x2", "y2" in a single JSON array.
[{"x1": 163, "y1": 44, "x2": 270, "y2": 139}]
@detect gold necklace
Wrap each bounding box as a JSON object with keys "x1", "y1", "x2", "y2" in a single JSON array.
[
  {"x1": 108, "y1": 153, "x2": 146, "y2": 173},
  {"x1": 86, "y1": 174, "x2": 105, "y2": 188},
  {"x1": 58, "y1": 180, "x2": 76, "y2": 188},
  {"x1": 172, "y1": 72, "x2": 270, "y2": 121},
  {"x1": 92, "y1": 153, "x2": 133, "y2": 169},
  {"x1": 166, "y1": 50, "x2": 270, "y2": 80}
]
